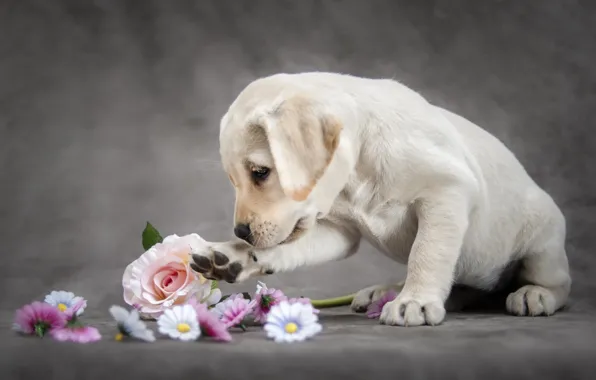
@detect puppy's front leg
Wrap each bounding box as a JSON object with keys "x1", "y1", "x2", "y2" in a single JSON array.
[
  {"x1": 190, "y1": 219, "x2": 361, "y2": 283},
  {"x1": 380, "y1": 185, "x2": 472, "y2": 327}
]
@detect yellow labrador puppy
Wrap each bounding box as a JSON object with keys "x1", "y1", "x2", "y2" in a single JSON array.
[{"x1": 190, "y1": 72, "x2": 571, "y2": 326}]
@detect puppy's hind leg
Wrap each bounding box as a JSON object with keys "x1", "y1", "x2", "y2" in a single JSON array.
[{"x1": 506, "y1": 197, "x2": 571, "y2": 316}]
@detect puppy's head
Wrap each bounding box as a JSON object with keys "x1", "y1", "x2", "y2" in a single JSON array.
[{"x1": 219, "y1": 90, "x2": 343, "y2": 249}]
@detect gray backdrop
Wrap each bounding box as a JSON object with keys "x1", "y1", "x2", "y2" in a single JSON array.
[{"x1": 1, "y1": 1, "x2": 595, "y2": 379}]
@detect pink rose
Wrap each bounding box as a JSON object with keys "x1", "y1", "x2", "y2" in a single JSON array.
[{"x1": 122, "y1": 233, "x2": 219, "y2": 319}]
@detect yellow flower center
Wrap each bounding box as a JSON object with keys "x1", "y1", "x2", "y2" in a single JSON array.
[
  {"x1": 115, "y1": 333, "x2": 124, "y2": 341},
  {"x1": 284, "y1": 322, "x2": 298, "y2": 334},
  {"x1": 177, "y1": 323, "x2": 191, "y2": 333},
  {"x1": 57, "y1": 303, "x2": 67, "y2": 312}
]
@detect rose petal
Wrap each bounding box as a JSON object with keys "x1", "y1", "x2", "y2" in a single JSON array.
[
  {"x1": 162, "y1": 234, "x2": 181, "y2": 244},
  {"x1": 141, "y1": 291, "x2": 164, "y2": 305},
  {"x1": 162, "y1": 270, "x2": 186, "y2": 293}
]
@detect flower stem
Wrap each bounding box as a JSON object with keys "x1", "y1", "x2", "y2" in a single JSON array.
[
  {"x1": 239, "y1": 324, "x2": 247, "y2": 332},
  {"x1": 310, "y1": 294, "x2": 355, "y2": 308},
  {"x1": 34, "y1": 323, "x2": 47, "y2": 338}
]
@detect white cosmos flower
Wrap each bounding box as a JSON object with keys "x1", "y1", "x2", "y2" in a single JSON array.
[
  {"x1": 109, "y1": 305, "x2": 156, "y2": 342},
  {"x1": 264, "y1": 300, "x2": 322, "y2": 343},
  {"x1": 157, "y1": 304, "x2": 200, "y2": 341},
  {"x1": 44, "y1": 290, "x2": 86, "y2": 315},
  {"x1": 198, "y1": 288, "x2": 222, "y2": 307}
]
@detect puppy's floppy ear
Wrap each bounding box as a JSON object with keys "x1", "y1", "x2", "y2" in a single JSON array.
[{"x1": 264, "y1": 96, "x2": 343, "y2": 202}]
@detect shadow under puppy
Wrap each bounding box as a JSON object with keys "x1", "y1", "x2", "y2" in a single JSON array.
[{"x1": 190, "y1": 72, "x2": 571, "y2": 327}]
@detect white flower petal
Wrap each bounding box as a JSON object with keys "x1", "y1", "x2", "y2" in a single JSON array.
[
  {"x1": 161, "y1": 327, "x2": 181, "y2": 339},
  {"x1": 173, "y1": 305, "x2": 186, "y2": 320},
  {"x1": 158, "y1": 310, "x2": 177, "y2": 327},
  {"x1": 130, "y1": 327, "x2": 156, "y2": 342},
  {"x1": 178, "y1": 328, "x2": 201, "y2": 341},
  {"x1": 205, "y1": 289, "x2": 222, "y2": 305},
  {"x1": 288, "y1": 302, "x2": 305, "y2": 317},
  {"x1": 265, "y1": 324, "x2": 285, "y2": 340},
  {"x1": 265, "y1": 312, "x2": 287, "y2": 328},
  {"x1": 267, "y1": 305, "x2": 285, "y2": 319},
  {"x1": 297, "y1": 309, "x2": 318, "y2": 325},
  {"x1": 274, "y1": 333, "x2": 289, "y2": 343},
  {"x1": 256, "y1": 281, "x2": 268, "y2": 294},
  {"x1": 109, "y1": 305, "x2": 130, "y2": 323},
  {"x1": 264, "y1": 322, "x2": 284, "y2": 334},
  {"x1": 127, "y1": 309, "x2": 143, "y2": 325},
  {"x1": 45, "y1": 290, "x2": 76, "y2": 306},
  {"x1": 181, "y1": 305, "x2": 197, "y2": 322},
  {"x1": 211, "y1": 303, "x2": 226, "y2": 318},
  {"x1": 298, "y1": 322, "x2": 322, "y2": 338},
  {"x1": 278, "y1": 301, "x2": 292, "y2": 318}
]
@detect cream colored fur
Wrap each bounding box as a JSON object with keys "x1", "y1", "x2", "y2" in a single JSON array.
[{"x1": 193, "y1": 72, "x2": 571, "y2": 326}]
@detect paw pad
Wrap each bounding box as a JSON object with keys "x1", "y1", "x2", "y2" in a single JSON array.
[{"x1": 191, "y1": 252, "x2": 243, "y2": 283}]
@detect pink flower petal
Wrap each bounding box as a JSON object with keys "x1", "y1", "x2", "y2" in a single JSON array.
[
  {"x1": 51, "y1": 326, "x2": 101, "y2": 343},
  {"x1": 64, "y1": 299, "x2": 87, "y2": 320},
  {"x1": 192, "y1": 303, "x2": 232, "y2": 342},
  {"x1": 366, "y1": 290, "x2": 398, "y2": 319},
  {"x1": 219, "y1": 298, "x2": 256, "y2": 329}
]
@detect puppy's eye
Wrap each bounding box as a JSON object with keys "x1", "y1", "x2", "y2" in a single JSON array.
[{"x1": 251, "y1": 167, "x2": 270, "y2": 182}]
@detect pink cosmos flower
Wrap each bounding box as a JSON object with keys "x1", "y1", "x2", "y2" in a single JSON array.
[
  {"x1": 64, "y1": 299, "x2": 87, "y2": 321},
  {"x1": 287, "y1": 297, "x2": 320, "y2": 314},
  {"x1": 13, "y1": 301, "x2": 67, "y2": 337},
  {"x1": 366, "y1": 290, "x2": 398, "y2": 319},
  {"x1": 213, "y1": 296, "x2": 256, "y2": 329},
  {"x1": 122, "y1": 233, "x2": 215, "y2": 319},
  {"x1": 51, "y1": 326, "x2": 102, "y2": 343},
  {"x1": 253, "y1": 282, "x2": 288, "y2": 323},
  {"x1": 187, "y1": 298, "x2": 232, "y2": 342}
]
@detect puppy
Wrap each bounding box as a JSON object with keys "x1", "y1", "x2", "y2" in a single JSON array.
[{"x1": 190, "y1": 72, "x2": 571, "y2": 326}]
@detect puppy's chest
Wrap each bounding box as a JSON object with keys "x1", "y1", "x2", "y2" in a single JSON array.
[{"x1": 333, "y1": 184, "x2": 414, "y2": 260}]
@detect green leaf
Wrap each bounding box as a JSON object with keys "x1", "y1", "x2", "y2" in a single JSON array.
[
  {"x1": 211, "y1": 280, "x2": 218, "y2": 290},
  {"x1": 142, "y1": 222, "x2": 164, "y2": 251}
]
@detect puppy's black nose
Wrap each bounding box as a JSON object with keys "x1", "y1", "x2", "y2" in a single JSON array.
[{"x1": 234, "y1": 224, "x2": 252, "y2": 243}]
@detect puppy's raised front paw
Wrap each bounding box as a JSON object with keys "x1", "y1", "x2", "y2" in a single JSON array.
[
  {"x1": 379, "y1": 293, "x2": 446, "y2": 327},
  {"x1": 189, "y1": 241, "x2": 259, "y2": 283}
]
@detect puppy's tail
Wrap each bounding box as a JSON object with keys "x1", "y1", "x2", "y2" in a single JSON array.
[{"x1": 310, "y1": 294, "x2": 355, "y2": 308}]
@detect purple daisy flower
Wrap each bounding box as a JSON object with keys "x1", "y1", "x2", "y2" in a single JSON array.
[
  {"x1": 253, "y1": 282, "x2": 288, "y2": 323},
  {"x1": 13, "y1": 301, "x2": 67, "y2": 337},
  {"x1": 215, "y1": 297, "x2": 256, "y2": 330},
  {"x1": 366, "y1": 290, "x2": 398, "y2": 319}
]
